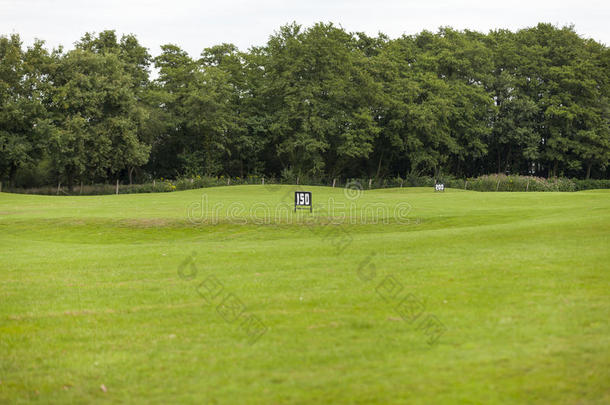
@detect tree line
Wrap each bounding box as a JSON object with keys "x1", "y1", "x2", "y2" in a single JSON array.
[{"x1": 1, "y1": 22, "x2": 608, "y2": 189}]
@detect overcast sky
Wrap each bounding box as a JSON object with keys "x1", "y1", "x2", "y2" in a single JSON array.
[{"x1": 2, "y1": 0, "x2": 608, "y2": 57}]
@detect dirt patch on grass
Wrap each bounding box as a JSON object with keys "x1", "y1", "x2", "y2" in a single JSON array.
[
  {"x1": 119, "y1": 218, "x2": 179, "y2": 228},
  {"x1": 6, "y1": 302, "x2": 202, "y2": 320},
  {"x1": 308, "y1": 321, "x2": 340, "y2": 330}
]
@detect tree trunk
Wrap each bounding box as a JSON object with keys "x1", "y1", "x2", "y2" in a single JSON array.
[
  {"x1": 57, "y1": 182, "x2": 61, "y2": 195},
  {"x1": 586, "y1": 162, "x2": 592, "y2": 179},
  {"x1": 115, "y1": 179, "x2": 119, "y2": 195},
  {"x1": 129, "y1": 167, "x2": 134, "y2": 185},
  {"x1": 80, "y1": 181, "x2": 83, "y2": 195},
  {"x1": 504, "y1": 145, "x2": 512, "y2": 174},
  {"x1": 8, "y1": 164, "x2": 17, "y2": 188},
  {"x1": 376, "y1": 152, "x2": 383, "y2": 179}
]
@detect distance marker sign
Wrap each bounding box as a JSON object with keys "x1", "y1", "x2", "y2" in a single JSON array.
[{"x1": 294, "y1": 191, "x2": 312, "y2": 212}]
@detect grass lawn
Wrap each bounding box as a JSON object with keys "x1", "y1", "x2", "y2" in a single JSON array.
[{"x1": 1, "y1": 185, "x2": 609, "y2": 404}]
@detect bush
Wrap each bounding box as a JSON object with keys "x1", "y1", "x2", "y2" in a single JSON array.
[
  {"x1": 11, "y1": 160, "x2": 54, "y2": 188},
  {"x1": 572, "y1": 179, "x2": 610, "y2": 191},
  {"x1": 404, "y1": 174, "x2": 435, "y2": 187},
  {"x1": 463, "y1": 174, "x2": 577, "y2": 192}
]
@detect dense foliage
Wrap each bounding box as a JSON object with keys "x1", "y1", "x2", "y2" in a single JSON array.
[{"x1": 1, "y1": 23, "x2": 609, "y2": 189}]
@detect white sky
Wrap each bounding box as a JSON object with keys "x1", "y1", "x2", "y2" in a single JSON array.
[{"x1": 2, "y1": 0, "x2": 608, "y2": 58}]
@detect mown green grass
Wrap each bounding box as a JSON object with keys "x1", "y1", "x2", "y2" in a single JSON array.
[{"x1": 1, "y1": 185, "x2": 609, "y2": 404}]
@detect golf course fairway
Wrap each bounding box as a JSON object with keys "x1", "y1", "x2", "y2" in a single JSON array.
[{"x1": 1, "y1": 186, "x2": 609, "y2": 404}]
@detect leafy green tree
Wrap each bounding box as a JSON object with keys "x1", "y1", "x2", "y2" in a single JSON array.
[
  {"x1": 0, "y1": 35, "x2": 51, "y2": 186},
  {"x1": 76, "y1": 30, "x2": 151, "y2": 89},
  {"x1": 375, "y1": 29, "x2": 494, "y2": 178},
  {"x1": 259, "y1": 23, "x2": 380, "y2": 179},
  {"x1": 75, "y1": 30, "x2": 152, "y2": 183},
  {"x1": 568, "y1": 39, "x2": 610, "y2": 178},
  {"x1": 47, "y1": 49, "x2": 150, "y2": 188},
  {"x1": 200, "y1": 43, "x2": 263, "y2": 177},
  {"x1": 148, "y1": 45, "x2": 197, "y2": 177},
  {"x1": 151, "y1": 44, "x2": 243, "y2": 177},
  {"x1": 485, "y1": 29, "x2": 541, "y2": 174}
]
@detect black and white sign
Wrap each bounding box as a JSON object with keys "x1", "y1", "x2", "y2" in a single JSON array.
[
  {"x1": 435, "y1": 183, "x2": 445, "y2": 192},
  {"x1": 295, "y1": 191, "x2": 312, "y2": 212}
]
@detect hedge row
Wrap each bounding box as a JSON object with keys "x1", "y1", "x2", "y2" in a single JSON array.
[{"x1": 3, "y1": 174, "x2": 609, "y2": 196}]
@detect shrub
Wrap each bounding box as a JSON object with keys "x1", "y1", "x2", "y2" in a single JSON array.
[
  {"x1": 463, "y1": 174, "x2": 577, "y2": 192},
  {"x1": 572, "y1": 179, "x2": 610, "y2": 191}
]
